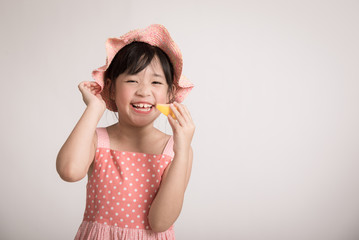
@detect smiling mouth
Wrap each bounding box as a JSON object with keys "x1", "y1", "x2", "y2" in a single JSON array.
[{"x1": 131, "y1": 103, "x2": 154, "y2": 112}]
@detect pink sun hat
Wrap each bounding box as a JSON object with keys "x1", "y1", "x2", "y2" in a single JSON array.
[{"x1": 92, "y1": 24, "x2": 194, "y2": 112}]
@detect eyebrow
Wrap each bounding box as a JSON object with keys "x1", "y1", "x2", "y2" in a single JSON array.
[{"x1": 153, "y1": 73, "x2": 164, "y2": 78}]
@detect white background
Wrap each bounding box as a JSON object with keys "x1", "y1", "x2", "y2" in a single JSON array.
[{"x1": 1, "y1": 0, "x2": 358, "y2": 239}]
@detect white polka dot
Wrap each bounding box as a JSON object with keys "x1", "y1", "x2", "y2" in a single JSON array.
[
  {"x1": 138, "y1": 158, "x2": 141, "y2": 162},
  {"x1": 131, "y1": 220, "x2": 134, "y2": 223},
  {"x1": 137, "y1": 215, "x2": 140, "y2": 218},
  {"x1": 126, "y1": 214, "x2": 129, "y2": 217},
  {"x1": 148, "y1": 159, "x2": 151, "y2": 162},
  {"x1": 105, "y1": 159, "x2": 108, "y2": 162},
  {"x1": 121, "y1": 208, "x2": 125, "y2": 211},
  {"x1": 152, "y1": 174, "x2": 155, "y2": 177},
  {"x1": 138, "y1": 204, "x2": 142, "y2": 208}
]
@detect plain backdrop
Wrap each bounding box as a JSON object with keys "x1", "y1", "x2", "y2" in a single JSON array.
[{"x1": 0, "y1": 0, "x2": 358, "y2": 239}]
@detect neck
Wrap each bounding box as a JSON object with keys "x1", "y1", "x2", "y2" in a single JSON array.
[{"x1": 113, "y1": 121, "x2": 158, "y2": 141}]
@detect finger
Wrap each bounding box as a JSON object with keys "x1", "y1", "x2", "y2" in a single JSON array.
[
  {"x1": 173, "y1": 102, "x2": 190, "y2": 123},
  {"x1": 170, "y1": 103, "x2": 185, "y2": 126},
  {"x1": 167, "y1": 111, "x2": 179, "y2": 130}
]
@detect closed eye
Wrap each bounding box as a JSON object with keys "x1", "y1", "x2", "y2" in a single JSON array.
[
  {"x1": 126, "y1": 80, "x2": 137, "y2": 83},
  {"x1": 152, "y1": 81, "x2": 163, "y2": 85}
]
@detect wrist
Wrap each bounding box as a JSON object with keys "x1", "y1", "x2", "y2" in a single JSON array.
[{"x1": 86, "y1": 104, "x2": 106, "y2": 119}]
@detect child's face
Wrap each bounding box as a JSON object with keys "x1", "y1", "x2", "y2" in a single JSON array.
[{"x1": 112, "y1": 57, "x2": 171, "y2": 127}]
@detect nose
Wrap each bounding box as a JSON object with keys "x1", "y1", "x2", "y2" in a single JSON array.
[{"x1": 136, "y1": 82, "x2": 151, "y2": 97}]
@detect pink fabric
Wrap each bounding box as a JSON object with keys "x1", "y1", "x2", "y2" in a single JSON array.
[
  {"x1": 75, "y1": 221, "x2": 175, "y2": 240},
  {"x1": 75, "y1": 127, "x2": 175, "y2": 240}
]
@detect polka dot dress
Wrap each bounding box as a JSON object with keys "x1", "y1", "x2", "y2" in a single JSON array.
[{"x1": 75, "y1": 127, "x2": 175, "y2": 240}]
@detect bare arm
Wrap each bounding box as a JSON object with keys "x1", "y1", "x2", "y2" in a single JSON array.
[
  {"x1": 56, "y1": 81, "x2": 106, "y2": 182},
  {"x1": 148, "y1": 146, "x2": 193, "y2": 232},
  {"x1": 148, "y1": 102, "x2": 195, "y2": 232}
]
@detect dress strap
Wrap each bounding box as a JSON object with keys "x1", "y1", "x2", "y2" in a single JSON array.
[
  {"x1": 96, "y1": 127, "x2": 110, "y2": 149},
  {"x1": 162, "y1": 135, "x2": 174, "y2": 158}
]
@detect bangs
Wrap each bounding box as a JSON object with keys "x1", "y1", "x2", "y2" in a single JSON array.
[
  {"x1": 125, "y1": 44, "x2": 156, "y2": 75},
  {"x1": 106, "y1": 42, "x2": 156, "y2": 80}
]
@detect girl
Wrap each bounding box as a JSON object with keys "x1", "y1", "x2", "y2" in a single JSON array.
[{"x1": 56, "y1": 24, "x2": 195, "y2": 240}]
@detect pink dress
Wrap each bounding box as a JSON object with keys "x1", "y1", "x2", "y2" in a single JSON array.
[{"x1": 75, "y1": 127, "x2": 175, "y2": 240}]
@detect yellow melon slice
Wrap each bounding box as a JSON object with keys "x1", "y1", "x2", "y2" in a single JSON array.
[{"x1": 156, "y1": 104, "x2": 176, "y2": 119}]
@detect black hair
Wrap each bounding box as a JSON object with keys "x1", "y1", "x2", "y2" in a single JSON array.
[{"x1": 105, "y1": 41, "x2": 175, "y2": 102}]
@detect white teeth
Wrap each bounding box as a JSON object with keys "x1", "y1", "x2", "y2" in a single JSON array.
[{"x1": 133, "y1": 103, "x2": 152, "y2": 108}]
